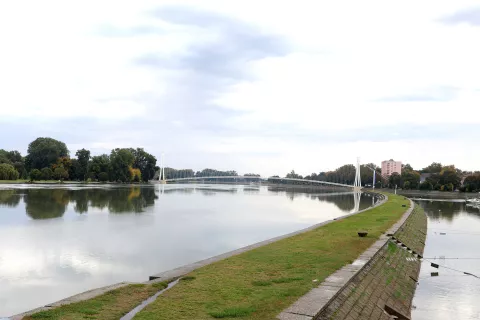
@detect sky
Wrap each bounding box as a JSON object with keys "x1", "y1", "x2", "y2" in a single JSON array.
[{"x1": 1, "y1": 1, "x2": 480, "y2": 176}]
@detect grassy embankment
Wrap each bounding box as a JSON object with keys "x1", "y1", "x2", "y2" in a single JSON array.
[
  {"x1": 23, "y1": 282, "x2": 169, "y2": 320},
  {"x1": 28, "y1": 193, "x2": 409, "y2": 320}
]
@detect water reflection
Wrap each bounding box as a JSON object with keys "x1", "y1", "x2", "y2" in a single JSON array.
[
  {"x1": 412, "y1": 200, "x2": 480, "y2": 320},
  {"x1": 0, "y1": 189, "x2": 20, "y2": 207},
  {"x1": 0, "y1": 187, "x2": 158, "y2": 218},
  {"x1": 0, "y1": 184, "x2": 376, "y2": 316},
  {"x1": 0, "y1": 186, "x2": 377, "y2": 218},
  {"x1": 25, "y1": 189, "x2": 69, "y2": 219}
]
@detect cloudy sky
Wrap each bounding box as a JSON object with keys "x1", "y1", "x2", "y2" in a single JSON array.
[{"x1": 1, "y1": 1, "x2": 479, "y2": 176}]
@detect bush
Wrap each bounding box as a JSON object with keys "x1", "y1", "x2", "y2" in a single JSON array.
[
  {"x1": 129, "y1": 167, "x2": 141, "y2": 182},
  {"x1": 41, "y1": 167, "x2": 53, "y2": 180},
  {"x1": 53, "y1": 167, "x2": 69, "y2": 180},
  {"x1": 98, "y1": 172, "x2": 109, "y2": 182},
  {"x1": 0, "y1": 163, "x2": 20, "y2": 180},
  {"x1": 419, "y1": 181, "x2": 433, "y2": 191},
  {"x1": 29, "y1": 169, "x2": 42, "y2": 181}
]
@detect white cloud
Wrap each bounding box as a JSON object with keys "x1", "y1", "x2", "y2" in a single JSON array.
[{"x1": 0, "y1": 0, "x2": 479, "y2": 174}]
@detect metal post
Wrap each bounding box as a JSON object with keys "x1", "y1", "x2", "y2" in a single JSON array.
[{"x1": 373, "y1": 170, "x2": 376, "y2": 190}]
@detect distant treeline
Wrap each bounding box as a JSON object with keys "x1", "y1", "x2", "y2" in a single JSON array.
[
  {"x1": 0, "y1": 137, "x2": 157, "y2": 182},
  {"x1": 284, "y1": 162, "x2": 480, "y2": 192}
]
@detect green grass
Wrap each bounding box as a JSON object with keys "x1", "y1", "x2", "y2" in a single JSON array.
[
  {"x1": 25, "y1": 283, "x2": 168, "y2": 320},
  {"x1": 0, "y1": 179, "x2": 30, "y2": 184},
  {"x1": 208, "y1": 307, "x2": 256, "y2": 318},
  {"x1": 133, "y1": 193, "x2": 409, "y2": 320}
]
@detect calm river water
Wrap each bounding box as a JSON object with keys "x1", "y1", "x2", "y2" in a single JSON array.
[
  {"x1": 0, "y1": 184, "x2": 376, "y2": 316},
  {"x1": 412, "y1": 199, "x2": 480, "y2": 319}
]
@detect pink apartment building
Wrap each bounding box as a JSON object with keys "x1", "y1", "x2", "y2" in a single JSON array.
[{"x1": 381, "y1": 159, "x2": 402, "y2": 176}]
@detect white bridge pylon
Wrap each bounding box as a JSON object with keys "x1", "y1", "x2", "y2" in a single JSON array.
[{"x1": 353, "y1": 157, "x2": 362, "y2": 192}]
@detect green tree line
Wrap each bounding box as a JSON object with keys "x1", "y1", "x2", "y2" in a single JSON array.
[
  {"x1": 0, "y1": 137, "x2": 157, "y2": 183},
  {"x1": 286, "y1": 162, "x2": 480, "y2": 192}
]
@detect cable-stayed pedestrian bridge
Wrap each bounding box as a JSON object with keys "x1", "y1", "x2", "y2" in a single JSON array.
[
  {"x1": 160, "y1": 176, "x2": 354, "y2": 189},
  {"x1": 153, "y1": 157, "x2": 363, "y2": 191}
]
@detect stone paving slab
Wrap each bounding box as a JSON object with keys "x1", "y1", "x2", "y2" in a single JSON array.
[
  {"x1": 284, "y1": 287, "x2": 340, "y2": 317},
  {"x1": 277, "y1": 312, "x2": 314, "y2": 320}
]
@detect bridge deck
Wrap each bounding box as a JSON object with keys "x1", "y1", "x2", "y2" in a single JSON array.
[{"x1": 158, "y1": 176, "x2": 356, "y2": 189}]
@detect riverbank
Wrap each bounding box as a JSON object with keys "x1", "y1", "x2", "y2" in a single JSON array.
[
  {"x1": 313, "y1": 202, "x2": 427, "y2": 319},
  {"x1": 21, "y1": 193, "x2": 409, "y2": 319},
  {"x1": 382, "y1": 188, "x2": 479, "y2": 199}
]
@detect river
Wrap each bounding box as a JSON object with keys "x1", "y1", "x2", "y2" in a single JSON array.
[
  {"x1": 411, "y1": 198, "x2": 480, "y2": 319},
  {"x1": 0, "y1": 184, "x2": 377, "y2": 316}
]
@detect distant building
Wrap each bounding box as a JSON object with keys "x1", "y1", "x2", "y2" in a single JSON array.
[{"x1": 381, "y1": 159, "x2": 402, "y2": 176}]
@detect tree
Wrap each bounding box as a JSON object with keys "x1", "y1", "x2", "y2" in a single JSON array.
[
  {"x1": 421, "y1": 162, "x2": 442, "y2": 174},
  {"x1": 0, "y1": 150, "x2": 10, "y2": 164},
  {"x1": 75, "y1": 149, "x2": 90, "y2": 181},
  {"x1": 462, "y1": 174, "x2": 480, "y2": 192},
  {"x1": 286, "y1": 170, "x2": 303, "y2": 179},
  {"x1": 69, "y1": 158, "x2": 80, "y2": 180},
  {"x1": 130, "y1": 148, "x2": 157, "y2": 182},
  {"x1": 98, "y1": 172, "x2": 109, "y2": 182},
  {"x1": 419, "y1": 181, "x2": 433, "y2": 191},
  {"x1": 401, "y1": 168, "x2": 420, "y2": 189},
  {"x1": 403, "y1": 181, "x2": 411, "y2": 189},
  {"x1": 29, "y1": 169, "x2": 42, "y2": 181},
  {"x1": 389, "y1": 172, "x2": 402, "y2": 188},
  {"x1": 438, "y1": 165, "x2": 461, "y2": 190},
  {"x1": 360, "y1": 163, "x2": 380, "y2": 186},
  {"x1": 53, "y1": 167, "x2": 69, "y2": 181},
  {"x1": 325, "y1": 165, "x2": 356, "y2": 184},
  {"x1": 129, "y1": 167, "x2": 142, "y2": 182},
  {"x1": 25, "y1": 137, "x2": 69, "y2": 170},
  {"x1": 41, "y1": 167, "x2": 53, "y2": 180},
  {"x1": 89, "y1": 154, "x2": 111, "y2": 180},
  {"x1": 0, "y1": 149, "x2": 26, "y2": 178},
  {"x1": 110, "y1": 148, "x2": 135, "y2": 182},
  {"x1": 0, "y1": 163, "x2": 19, "y2": 180},
  {"x1": 52, "y1": 156, "x2": 72, "y2": 171},
  {"x1": 445, "y1": 183, "x2": 454, "y2": 192}
]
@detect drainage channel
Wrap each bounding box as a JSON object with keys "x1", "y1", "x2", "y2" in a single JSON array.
[{"x1": 120, "y1": 279, "x2": 180, "y2": 320}]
